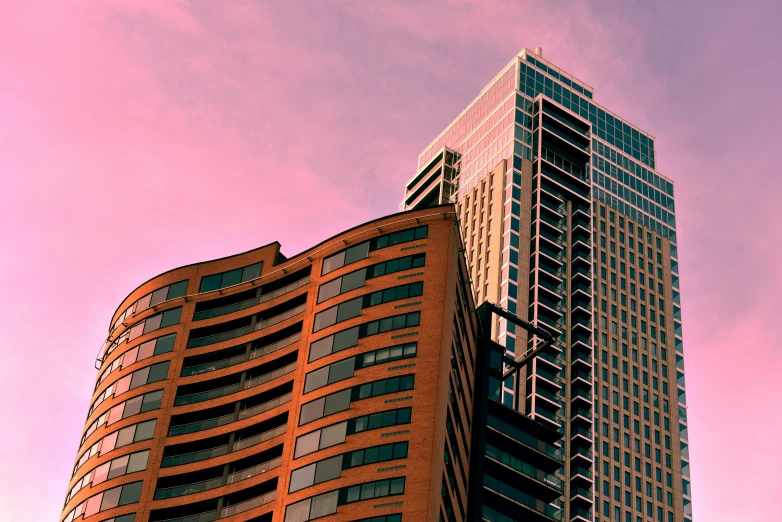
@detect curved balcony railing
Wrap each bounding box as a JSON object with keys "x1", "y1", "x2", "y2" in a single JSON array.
[
  {"x1": 156, "y1": 511, "x2": 216, "y2": 522},
  {"x1": 258, "y1": 276, "x2": 310, "y2": 304},
  {"x1": 237, "y1": 393, "x2": 292, "y2": 421},
  {"x1": 175, "y1": 364, "x2": 294, "y2": 407},
  {"x1": 154, "y1": 477, "x2": 223, "y2": 500},
  {"x1": 169, "y1": 393, "x2": 291, "y2": 436},
  {"x1": 154, "y1": 457, "x2": 282, "y2": 500},
  {"x1": 220, "y1": 490, "x2": 276, "y2": 518},
  {"x1": 244, "y1": 363, "x2": 296, "y2": 390},
  {"x1": 161, "y1": 444, "x2": 229, "y2": 468},
  {"x1": 188, "y1": 325, "x2": 254, "y2": 349},
  {"x1": 175, "y1": 383, "x2": 242, "y2": 406},
  {"x1": 181, "y1": 332, "x2": 301, "y2": 377},
  {"x1": 168, "y1": 411, "x2": 235, "y2": 436},
  {"x1": 226, "y1": 456, "x2": 282, "y2": 484},
  {"x1": 250, "y1": 332, "x2": 302, "y2": 361},
  {"x1": 194, "y1": 298, "x2": 257, "y2": 321},
  {"x1": 182, "y1": 353, "x2": 248, "y2": 377},
  {"x1": 233, "y1": 424, "x2": 287, "y2": 452},
  {"x1": 254, "y1": 304, "x2": 306, "y2": 331}
]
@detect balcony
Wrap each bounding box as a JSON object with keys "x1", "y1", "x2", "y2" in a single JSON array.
[
  {"x1": 161, "y1": 444, "x2": 229, "y2": 468},
  {"x1": 570, "y1": 445, "x2": 592, "y2": 463},
  {"x1": 570, "y1": 407, "x2": 592, "y2": 424},
  {"x1": 233, "y1": 424, "x2": 287, "y2": 452},
  {"x1": 244, "y1": 362, "x2": 296, "y2": 390},
  {"x1": 541, "y1": 122, "x2": 589, "y2": 154},
  {"x1": 175, "y1": 380, "x2": 242, "y2": 406},
  {"x1": 570, "y1": 425, "x2": 593, "y2": 446},
  {"x1": 484, "y1": 475, "x2": 563, "y2": 522},
  {"x1": 571, "y1": 387, "x2": 592, "y2": 404},
  {"x1": 168, "y1": 410, "x2": 235, "y2": 437},
  {"x1": 237, "y1": 393, "x2": 292, "y2": 421},
  {"x1": 571, "y1": 350, "x2": 591, "y2": 368},
  {"x1": 155, "y1": 477, "x2": 223, "y2": 500},
  {"x1": 220, "y1": 490, "x2": 276, "y2": 518},
  {"x1": 193, "y1": 289, "x2": 258, "y2": 322},
  {"x1": 571, "y1": 506, "x2": 593, "y2": 521},
  {"x1": 486, "y1": 415, "x2": 563, "y2": 463},
  {"x1": 249, "y1": 331, "x2": 302, "y2": 361},
  {"x1": 570, "y1": 487, "x2": 593, "y2": 502},
  {"x1": 485, "y1": 444, "x2": 563, "y2": 492},
  {"x1": 571, "y1": 316, "x2": 592, "y2": 334},
  {"x1": 255, "y1": 303, "x2": 306, "y2": 331},
  {"x1": 258, "y1": 275, "x2": 310, "y2": 304},
  {"x1": 571, "y1": 369, "x2": 592, "y2": 388},
  {"x1": 570, "y1": 464, "x2": 593, "y2": 483}
]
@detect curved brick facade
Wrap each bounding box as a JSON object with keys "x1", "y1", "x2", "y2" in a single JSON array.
[{"x1": 62, "y1": 205, "x2": 476, "y2": 522}]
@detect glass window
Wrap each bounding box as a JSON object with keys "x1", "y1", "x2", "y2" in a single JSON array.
[
  {"x1": 328, "y1": 358, "x2": 354, "y2": 384},
  {"x1": 289, "y1": 463, "x2": 316, "y2": 492},
  {"x1": 284, "y1": 498, "x2": 311, "y2": 522},
  {"x1": 323, "y1": 389, "x2": 351, "y2": 416},
  {"x1": 313, "y1": 455, "x2": 342, "y2": 484},
  {"x1": 341, "y1": 269, "x2": 366, "y2": 293},
  {"x1": 294, "y1": 431, "x2": 321, "y2": 459},
  {"x1": 319, "y1": 422, "x2": 347, "y2": 449},
  {"x1": 317, "y1": 279, "x2": 342, "y2": 304},
  {"x1": 312, "y1": 307, "x2": 338, "y2": 332},
  {"x1": 309, "y1": 336, "x2": 335, "y2": 363},
  {"x1": 335, "y1": 297, "x2": 362, "y2": 323},
  {"x1": 309, "y1": 491, "x2": 338, "y2": 518},
  {"x1": 299, "y1": 398, "x2": 325, "y2": 425},
  {"x1": 304, "y1": 366, "x2": 330, "y2": 393},
  {"x1": 344, "y1": 242, "x2": 370, "y2": 265},
  {"x1": 321, "y1": 251, "x2": 346, "y2": 276}
]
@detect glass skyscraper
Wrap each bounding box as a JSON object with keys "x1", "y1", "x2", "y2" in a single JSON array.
[{"x1": 403, "y1": 47, "x2": 692, "y2": 522}]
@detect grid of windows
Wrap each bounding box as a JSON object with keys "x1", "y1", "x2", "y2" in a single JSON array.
[{"x1": 592, "y1": 202, "x2": 680, "y2": 522}]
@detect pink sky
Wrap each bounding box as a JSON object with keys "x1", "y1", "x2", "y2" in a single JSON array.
[{"x1": 1, "y1": 1, "x2": 780, "y2": 520}]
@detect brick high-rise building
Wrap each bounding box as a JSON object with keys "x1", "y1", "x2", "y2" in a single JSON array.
[
  {"x1": 62, "y1": 206, "x2": 479, "y2": 522},
  {"x1": 403, "y1": 47, "x2": 692, "y2": 522}
]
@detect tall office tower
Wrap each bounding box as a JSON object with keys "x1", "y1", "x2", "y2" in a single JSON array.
[
  {"x1": 403, "y1": 48, "x2": 692, "y2": 522},
  {"x1": 62, "y1": 205, "x2": 478, "y2": 522}
]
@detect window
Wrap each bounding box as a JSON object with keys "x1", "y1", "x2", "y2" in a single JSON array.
[
  {"x1": 63, "y1": 481, "x2": 143, "y2": 522},
  {"x1": 127, "y1": 308, "x2": 182, "y2": 342},
  {"x1": 97, "y1": 334, "x2": 175, "y2": 388},
  {"x1": 322, "y1": 226, "x2": 428, "y2": 275},
  {"x1": 284, "y1": 478, "x2": 405, "y2": 521},
  {"x1": 317, "y1": 254, "x2": 426, "y2": 303},
  {"x1": 313, "y1": 283, "x2": 423, "y2": 332},
  {"x1": 308, "y1": 312, "x2": 420, "y2": 362},
  {"x1": 90, "y1": 361, "x2": 170, "y2": 414},
  {"x1": 294, "y1": 407, "x2": 411, "y2": 459},
  {"x1": 304, "y1": 343, "x2": 417, "y2": 393},
  {"x1": 199, "y1": 262, "x2": 262, "y2": 292},
  {"x1": 82, "y1": 391, "x2": 163, "y2": 444},
  {"x1": 298, "y1": 376, "x2": 414, "y2": 425},
  {"x1": 289, "y1": 442, "x2": 408, "y2": 492},
  {"x1": 66, "y1": 449, "x2": 149, "y2": 504},
  {"x1": 74, "y1": 420, "x2": 156, "y2": 475},
  {"x1": 111, "y1": 281, "x2": 188, "y2": 334}
]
